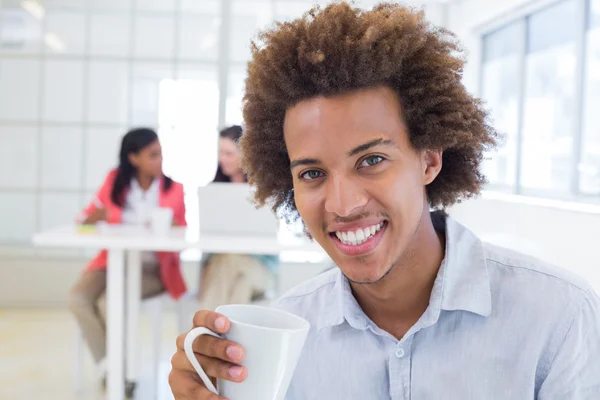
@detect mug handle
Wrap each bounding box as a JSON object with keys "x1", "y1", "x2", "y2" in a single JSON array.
[{"x1": 184, "y1": 327, "x2": 222, "y2": 395}]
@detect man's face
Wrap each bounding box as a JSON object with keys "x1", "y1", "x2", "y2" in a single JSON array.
[{"x1": 284, "y1": 86, "x2": 441, "y2": 283}]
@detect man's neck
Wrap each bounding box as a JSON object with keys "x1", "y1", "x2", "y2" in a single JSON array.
[{"x1": 350, "y1": 210, "x2": 446, "y2": 340}]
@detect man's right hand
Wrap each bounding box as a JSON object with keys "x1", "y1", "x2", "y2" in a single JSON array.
[{"x1": 169, "y1": 310, "x2": 248, "y2": 400}]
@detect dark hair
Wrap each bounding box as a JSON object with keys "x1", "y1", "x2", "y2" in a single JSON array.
[
  {"x1": 213, "y1": 125, "x2": 248, "y2": 183},
  {"x1": 111, "y1": 128, "x2": 173, "y2": 206},
  {"x1": 239, "y1": 2, "x2": 499, "y2": 221}
]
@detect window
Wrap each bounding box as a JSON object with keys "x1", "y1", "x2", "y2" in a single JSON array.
[
  {"x1": 481, "y1": 22, "x2": 523, "y2": 188},
  {"x1": 520, "y1": 0, "x2": 577, "y2": 196},
  {"x1": 580, "y1": 0, "x2": 600, "y2": 196},
  {"x1": 481, "y1": 0, "x2": 599, "y2": 202},
  {"x1": 158, "y1": 76, "x2": 219, "y2": 189},
  {"x1": 158, "y1": 68, "x2": 219, "y2": 240}
]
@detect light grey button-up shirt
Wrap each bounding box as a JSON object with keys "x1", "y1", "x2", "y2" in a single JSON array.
[{"x1": 276, "y1": 216, "x2": 600, "y2": 399}]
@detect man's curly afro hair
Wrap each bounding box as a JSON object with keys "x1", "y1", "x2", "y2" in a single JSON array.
[{"x1": 239, "y1": 2, "x2": 499, "y2": 221}]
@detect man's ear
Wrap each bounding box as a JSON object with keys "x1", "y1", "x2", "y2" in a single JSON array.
[{"x1": 422, "y1": 150, "x2": 443, "y2": 185}]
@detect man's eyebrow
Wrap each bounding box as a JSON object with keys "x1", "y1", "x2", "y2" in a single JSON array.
[
  {"x1": 290, "y1": 158, "x2": 321, "y2": 169},
  {"x1": 289, "y1": 138, "x2": 395, "y2": 169},
  {"x1": 348, "y1": 138, "x2": 396, "y2": 156}
]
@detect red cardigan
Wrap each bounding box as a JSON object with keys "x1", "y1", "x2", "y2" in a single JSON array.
[{"x1": 79, "y1": 169, "x2": 187, "y2": 299}]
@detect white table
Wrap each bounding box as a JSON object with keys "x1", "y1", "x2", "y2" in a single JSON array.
[{"x1": 32, "y1": 225, "x2": 323, "y2": 400}]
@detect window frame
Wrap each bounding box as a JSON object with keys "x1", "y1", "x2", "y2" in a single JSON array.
[{"x1": 479, "y1": 0, "x2": 596, "y2": 203}]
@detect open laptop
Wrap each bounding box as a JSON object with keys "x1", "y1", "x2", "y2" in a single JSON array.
[{"x1": 197, "y1": 183, "x2": 280, "y2": 237}]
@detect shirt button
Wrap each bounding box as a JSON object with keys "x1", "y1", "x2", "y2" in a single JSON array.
[{"x1": 395, "y1": 348, "x2": 405, "y2": 358}]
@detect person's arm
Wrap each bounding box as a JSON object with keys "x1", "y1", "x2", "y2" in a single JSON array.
[
  {"x1": 537, "y1": 289, "x2": 600, "y2": 399},
  {"x1": 81, "y1": 205, "x2": 107, "y2": 225},
  {"x1": 76, "y1": 170, "x2": 115, "y2": 225}
]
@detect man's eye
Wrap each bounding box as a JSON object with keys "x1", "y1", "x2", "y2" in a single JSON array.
[
  {"x1": 300, "y1": 170, "x2": 324, "y2": 180},
  {"x1": 359, "y1": 155, "x2": 384, "y2": 168}
]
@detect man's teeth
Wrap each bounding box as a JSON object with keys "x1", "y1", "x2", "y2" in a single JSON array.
[{"x1": 335, "y1": 222, "x2": 383, "y2": 246}]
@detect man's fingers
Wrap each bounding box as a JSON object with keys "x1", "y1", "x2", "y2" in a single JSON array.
[
  {"x1": 170, "y1": 343, "x2": 247, "y2": 384},
  {"x1": 176, "y1": 333, "x2": 245, "y2": 364},
  {"x1": 192, "y1": 310, "x2": 231, "y2": 333},
  {"x1": 195, "y1": 353, "x2": 248, "y2": 383}
]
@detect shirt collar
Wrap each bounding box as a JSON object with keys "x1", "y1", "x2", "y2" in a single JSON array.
[
  {"x1": 316, "y1": 213, "x2": 492, "y2": 332},
  {"x1": 439, "y1": 216, "x2": 492, "y2": 317},
  {"x1": 130, "y1": 177, "x2": 160, "y2": 194},
  {"x1": 316, "y1": 270, "x2": 346, "y2": 331}
]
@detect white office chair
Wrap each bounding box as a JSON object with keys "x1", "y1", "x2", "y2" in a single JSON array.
[{"x1": 73, "y1": 293, "x2": 182, "y2": 399}]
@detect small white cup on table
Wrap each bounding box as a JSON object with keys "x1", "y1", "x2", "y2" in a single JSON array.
[{"x1": 150, "y1": 207, "x2": 173, "y2": 235}]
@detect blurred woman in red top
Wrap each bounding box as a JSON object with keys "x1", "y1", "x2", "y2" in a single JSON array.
[{"x1": 68, "y1": 128, "x2": 186, "y2": 381}]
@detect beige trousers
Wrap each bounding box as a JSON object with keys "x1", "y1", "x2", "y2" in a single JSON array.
[
  {"x1": 198, "y1": 254, "x2": 274, "y2": 311},
  {"x1": 67, "y1": 263, "x2": 164, "y2": 363}
]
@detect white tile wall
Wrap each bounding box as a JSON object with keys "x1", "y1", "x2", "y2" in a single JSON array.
[
  {"x1": 40, "y1": 126, "x2": 83, "y2": 190},
  {"x1": 133, "y1": 14, "x2": 175, "y2": 59},
  {"x1": 0, "y1": 125, "x2": 38, "y2": 189},
  {"x1": 0, "y1": 192, "x2": 36, "y2": 241},
  {"x1": 0, "y1": 8, "x2": 42, "y2": 54},
  {"x1": 89, "y1": 13, "x2": 131, "y2": 57},
  {"x1": 230, "y1": 1, "x2": 273, "y2": 62},
  {"x1": 85, "y1": 126, "x2": 124, "y2": 190},
  {"x1": 134, "y1": 0, "x2": 177, "y2": 12},
  {"x1": 39, "y1": 192, "x2": 81, "y2": 230},
  {"x1": 178, "y1": 15, "x2": 220, "y2": 61},
  {"x1": 181, "y1": 0, "x2": 220, "y2": 14},
  {"x1": 82, "y1": 191, "x2": 96, "y2": 209},
  {"x1": 87, "y1": 61, "x2": 129, "y2": 124},
  {"x1": 176, "y1": 63, "x2": 218, "y2": 81},
  {"x1": 275, "y1": 1, "x2": 315, "y2": 22},
  {"x1": 131, "y1": 62, "x2": 173, "y2": 127},
  {"x1": 42, "y1": 60, "x2": 84, "y2": 122},
  {"x1": 0, "y1": 0, "x2": 274, "y2": 251},
  {"x1": 90, "y1": 0, "x2": 133, "y2": 11},
  {"x1": 0, "y1": 59, "x2": 40, "y2": 121},
  {"x1": 43, "y1": 0, "x2": 87, "y2": 9},
  {"x1": 44, "y1": 10, "x2": 87, "y2": 55}
]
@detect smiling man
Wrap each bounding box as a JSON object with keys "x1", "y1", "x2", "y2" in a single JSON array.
[{"x1": 169, "y1": 3, "x2": 600, "y2": 400}]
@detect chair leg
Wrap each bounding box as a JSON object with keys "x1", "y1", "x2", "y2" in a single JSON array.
[
  {"x1": 150, "y1": 297, "x2": 164, "y2": 400},
  {"x1": 176, "y1": 295, "x2": 190, "y2": 335}
]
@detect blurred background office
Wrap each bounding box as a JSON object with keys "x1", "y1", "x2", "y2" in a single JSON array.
[{"x1": 0, "y1": 0, "x2": 598, "y2": 399}]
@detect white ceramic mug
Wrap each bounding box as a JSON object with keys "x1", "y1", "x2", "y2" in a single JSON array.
[
  {"x1": 150, "y1": 207, "x2": 173, "y2": 235},
  {"x1": 184, "y1": 305, "x2": 310, "y2": 400}
]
